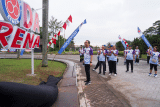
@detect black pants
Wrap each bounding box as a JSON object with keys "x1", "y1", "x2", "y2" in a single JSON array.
[
  {"x1": 85, "y1": 64, "x2": 91, "y2": 82},
  {"x1": 150, "y1": 64, "x2": 157, "y2": 71},
  {"x1": 80, "y1": 55, "x2": 84, "y2": 62},
  {"x1": 108, "y1": 61, "x2": 111, "y2": 73},
  {"x1": 107, "y1": 57, "x2": 109, "y2": 66},
  {"x1": 99, "y1": 61, "x2": 106, "y2": 74},
  {"x1": 135, "y1": 58, "x2": 139, "y2": 63},
  {"x1": 126, "y1": 60, "x2": 133, "y2": 71},
  {"x1": 94, "y1": 60, "x2": 99, "y2": 69},
  {"x1": 110, "y1": 61, "x2": 117, "y2": 74},
  {"x1": 147, "y1": 56, "x2": 150, "y2": 64}
]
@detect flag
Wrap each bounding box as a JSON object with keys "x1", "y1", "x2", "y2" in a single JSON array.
[
  {"x1": 20, "y1": 49, "x2": 25, "y2": 56},
  {"x1": 58, "y1": 19, "x2": 87, "y2": 54},
  {"x1": 137, "y1": 27, "x2": 152, "y2": 48},
  {"x1": 47, "y1": 15, "x2": 73, "y2": 47},
  {"x1": 68, "y1": 15, "x2": 72, "y2": 23},
  {"x1": 118, "y1": 35, "x2": 121, "y2": 40},
  {"x1": 57, "y1": 31, "x2": 60, "y2": 36},
  {"x1": 63, "y1": 23, "x2": 67, "y2": 30},
  {"x1": 138, "y1": 27, "x2": 141, "y2": 34},
  {"x1": 118, "y1": 35, "x2": 127, "y2": 49},
  {"x1": 123, "y1": 39, "x2": 128, "y2": 47}
]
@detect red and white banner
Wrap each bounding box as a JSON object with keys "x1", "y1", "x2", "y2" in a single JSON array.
[
  {"x1": 123, "y1": 38, "x2": 128, "y2": 47},
  {"x1": 48, "y1": 15, "x2": 72, "y2": 48}
]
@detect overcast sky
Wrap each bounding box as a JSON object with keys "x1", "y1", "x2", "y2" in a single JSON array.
[{"x1": 1, "y1": 0, "x2": 160, "y2": 46}]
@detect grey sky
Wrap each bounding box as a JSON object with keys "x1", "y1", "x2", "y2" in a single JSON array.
[{"x1": 1, "y1": 0, "x2": 160, "y2": 46}]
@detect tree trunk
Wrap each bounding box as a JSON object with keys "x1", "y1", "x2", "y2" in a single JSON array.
[{"x1": 42, "y1": 0, "x2": 49, "y2": 67}]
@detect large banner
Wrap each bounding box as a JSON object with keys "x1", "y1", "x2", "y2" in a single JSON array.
[
  {"x1": 138, "y1": 27, "x2": 152, "y2": 48},
  {"x1": 58, "y1": 19, "x2": 86, "y2": 54},
  {"x1": 118, "y1": 35, "x2": 127, "y2": 49},
  {"x1": 0, "y1": 0, "x2": 40, "y2": 49}
]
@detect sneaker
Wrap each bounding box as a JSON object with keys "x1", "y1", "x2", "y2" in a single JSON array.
[
  {"x1": 114, "y1": 74, "x2": 117, "y2": 76},
  {"x1": 148, "y1": 73, "x2": 152, "y2": 76},
  {"x1": 109, "y1": 73, "x2": 112, "y2": 75},
  {"x1": 85, "y1": 81, "x2": 91, "y2": 85},
  {"x1": 92, "y1": 69, "x2": 96, "y2": 71},
  {"x1": 84, "y1": 80, "x2": 88, "y2": 82},
  {"x1": 154, "y1": 74, "x2": 158, "y2": 77}
]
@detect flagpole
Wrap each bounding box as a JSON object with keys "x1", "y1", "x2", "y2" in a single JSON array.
[{"x1": 64, "y1": 30, "x2": 65, "y2": 52}]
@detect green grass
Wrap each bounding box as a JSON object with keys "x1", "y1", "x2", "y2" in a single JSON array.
[
  {"x1": 0, "y1": 59, "x2": 67, "y2": 85},
  {"x1": 141, "y1": 54, "x2": 147, "y2": 60}
]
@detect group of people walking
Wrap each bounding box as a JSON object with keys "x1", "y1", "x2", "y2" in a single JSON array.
[{"x1": 79, "y1": 40, "x2": 160, "y2": 85}]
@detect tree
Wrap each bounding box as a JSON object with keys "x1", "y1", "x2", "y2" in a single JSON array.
[
  {"x1": 115, "y1": 41, "x2": 124, "y2": 51},
  {"x1": 48, "y1": 16, "x2": 63, "y2": 50},
  {"x1": 48, "y1": 16, "x2": 62, "y2": 36}
]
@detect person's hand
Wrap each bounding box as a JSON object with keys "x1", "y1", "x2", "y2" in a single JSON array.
[{"x1": 90, "y1": 63, "x2": 92, "y2": 66}]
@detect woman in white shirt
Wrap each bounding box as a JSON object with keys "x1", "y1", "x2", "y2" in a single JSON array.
[
  {"x1": 148, "y1": 46, "x2": 160, "y2": 77},
  {"x1": 134, "y1": 46, "x2": 140, "y2": 65}
]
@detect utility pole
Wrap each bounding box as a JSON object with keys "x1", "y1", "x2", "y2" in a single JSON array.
[{"x1": 42, "y1": 0, "x2": 49, "y2": 67}]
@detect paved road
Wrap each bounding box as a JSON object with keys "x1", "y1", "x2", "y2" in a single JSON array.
[
  {"x1": 55, "y1": 55, "x2": 160, "y2": 107},
  {"x1": 1, "y1": 54, "x2": 160, "y2": 107}
]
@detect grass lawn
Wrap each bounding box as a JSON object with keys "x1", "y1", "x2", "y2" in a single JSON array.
[
  {"x1": 0, "y1": 59, "x2": 67, "y2": 85},
  {"x1": 141, "y1": 54, "x2": 147, "y2": 60}
]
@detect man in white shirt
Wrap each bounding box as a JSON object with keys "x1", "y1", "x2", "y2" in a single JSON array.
[
  {"x1": 125, "y1": 45, "x2": 135, "y2": 73},
  {"x1": 83, "y1": 40, "x2": 93, "y2": 85},
  {"x1": 134, "y1": 46, "x2": 140, "y2": 65},
  {"x1": 98, "y1": 46, "x2": 106, "y2": 75},
  {"x1": 79, "y1": 45, "x2": 84, "y2": 62},
  {"x1": 108, "y1": 45, "x2": 118, "y2": 76}
]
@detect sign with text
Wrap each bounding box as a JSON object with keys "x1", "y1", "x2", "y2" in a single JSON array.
[{"x1": 0, "y1": 0, "x2": 40, "y2": 49}]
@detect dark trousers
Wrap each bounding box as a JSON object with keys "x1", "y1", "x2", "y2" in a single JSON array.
[
  {"x1": 85, "y1": 64, "x2": 90, "y2": 82},
  {"x1": 107, "y1": 57, "x2": 109, "y2": 66},
  {"x1": 94, "y1": 61, "x2": 99, "y2": 69},
  {"x1": 110, "y1": 61, "x2": 117, "y2": 74},
  {"x1": 80, "y1": 55, "x2": 84, "y2": 62},
  {"x1": 109, "y1": 61, "x2": 111, "y2": 73},
  {"x1": 99, "y1": 61, "x2": 106, "y2": 74},
  {"x1": 150, "y1": 64, "x2": 157, "y2": 71},
  {"x1": 135, "y1": 58, "x2": 139, "y2": 63},
  {"x1": 147, "y1": 56, "x2": 150, "y2": 64},
  {"x1": 126, "y1": 60, "x2": 133, "y2": 71}
]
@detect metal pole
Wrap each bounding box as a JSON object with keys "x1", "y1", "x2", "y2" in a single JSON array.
[
  {"x1": 42, "y1": 0, "x2": 49, "y2": 67},
  {"x1": 31, "y1": 49, "x2": 34, "y2": 74},
  {"x1": 64, "y1": 30, "x2": 65, "y2": 52}
]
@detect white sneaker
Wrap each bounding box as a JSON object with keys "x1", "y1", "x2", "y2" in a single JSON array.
[
  {"x1": 148, "y1": 73, "x2": 152, "y2": 76},
  {"x1": 154, "y1": 74, "x2": 158, "y2": 77},
  {"x1": 92, "y1": 69, "x2": 96, "y2": 71},
  {"x1": 105, "y1": 71, "x2": 107, "y2": 73},
  {"x1": 109, "y1": 73, "x2": 111, "y2": 75},
  {"x1": 114, "y1": 74, "x2": 117, "y2": 76}
]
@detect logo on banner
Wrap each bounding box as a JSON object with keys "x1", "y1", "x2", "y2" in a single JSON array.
[{"x1": 1, "y1": 0, "x2": 22, "y2": 24}]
